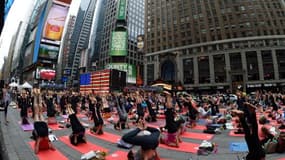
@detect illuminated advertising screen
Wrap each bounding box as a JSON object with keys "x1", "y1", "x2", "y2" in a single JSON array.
[
  {"x1": 35, "y1": 67, "x2": 56, "y2": 80},
  {"x1": 43, "y1": 3, "x2": 68, "y2": 41},
  {"x1": 39, "y1": 43, "x2": 59, "y2": 59},
  {"x1": 4, "y1": 0, "x2": 15, "y2": 21},
  {"x1": 117, "y1": 0, "x2": 127, "y2": 20},
  {"x1": 106, "y1": 63, "x2": 137, "y2": 84},
  {"x1": 110, "y1": 31, "x2": 127, "y2": 56}
]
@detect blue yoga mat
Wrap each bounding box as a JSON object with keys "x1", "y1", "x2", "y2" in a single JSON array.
[{"x1": 229, "y1": 142, "x2": 248, "y2": 152}]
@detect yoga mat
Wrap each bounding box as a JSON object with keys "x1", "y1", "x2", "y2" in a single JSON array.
[
  {"x1": 105, "y1": 151, "x2": 128, "y2": 160},
  {"x1": 182, "y1": 132, "x2": 213, "y2": 140},
  {"x1": 229, "y1": 142, "x2": 248, "y2": 152},
  {"x1": 278, "y1": 158, "x2": 285, "y2": 160},
  {"x1": 77, "y1": 113, "x2": 87, "y2": 118},
  {"x1": 87, "y1": 131, "x2": 121, "y2": 143},
  {"x1": 21, "y1": 124, "x2": 34, "y2": 131},
  {"x1": 157, "y1": 114, "x2": 165, "y2": 119},
  {"x1": 48, "y1": 124, "x2": 63, "y2": 130},
  {"x1": 59, "y1": 136, "x2": 108, "y2": 153},
  {"x1": 61, "y1": 115, "x2": 68, "y2": 119},
  {"x1": 196, "y1": 119, "x2": 207, "y2": 125},
  {"x1": 29, "y1": 141, "x2": 68, "y2": 160},
  {"x1": 159, "y1": 141, "x2": 199, "y2": 153},
  {"x1": 229, "y1": 130, "x2": 244, "y2": 137},
  {"x1": 191, "y1": 125, "x2": 206, "y2": 130}
]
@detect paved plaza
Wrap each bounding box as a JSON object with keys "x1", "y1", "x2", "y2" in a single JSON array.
[{"x1": 0, "y1": 105, "x2": 285, "y2": 160}]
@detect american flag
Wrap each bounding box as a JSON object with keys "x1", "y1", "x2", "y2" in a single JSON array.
[{"x1": 80, "y1": 69, "x2": 110, "y2": 93}]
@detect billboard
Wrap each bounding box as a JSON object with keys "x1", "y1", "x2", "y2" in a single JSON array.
[
  {"x1": 137, "y1": 35, "x2": 144, "y2": 53},
  {"x1": 43, "y1": 3, "x2": 68, "y2": 41},
  {"x1": 106, "y1": 63, "x2": 136, "y2": 84},
  {"x1": 117, "y1": 0, "x2": 127, "y2": 20},
  {"x1": 4, "y1": 0, "x2": 15, "y2": 21},
  {"x1": 35, "y1": 67, "x2": 56, "y2": 80},
  {"x1": 39, "y1": 43, "x2": 59, "y2": 59},
  {"x1": 110, "y1": 31, "x2": 127, "y2": 56}
]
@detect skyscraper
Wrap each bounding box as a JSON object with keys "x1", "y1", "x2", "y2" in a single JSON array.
[
  {"x1": 57, "y1": 0, "x2": 97, "y2": 87},
  {"x1": 98, "y1": 0, "x2": 144, "y2": 84},
  {"x1": 88, "y1": 0, "x2": 107, "y2": 71},
  {"x1": 145, "y1": 0, "x2": 285, "y2": 92}
]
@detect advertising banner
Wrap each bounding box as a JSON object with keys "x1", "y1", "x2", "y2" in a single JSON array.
[
  {"x1": 110, "y1": 31, "x2": 127, "y2": 56},
  {"x1": 106, "y1": 63, "x2": 136, "y2": 84},
  {"x1": 137, "y1": 35, "x2": 144, "y2": 53},
  {"x1": 35, "y1": 67, "x2": 56, "y2": 80},
  {"x1": 117, "y1": 0, "x2": 127, "y2": 20},
  {"x1": 39, "y1": 43, "x2": 59, "y2": 59},
  {"x1": 43, "y1": 3, "x2": 68, "y2": 41}
]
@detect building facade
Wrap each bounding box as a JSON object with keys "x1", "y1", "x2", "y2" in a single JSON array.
[
  {"x1": 144, "y1": 0, "x2": 285, "y2": 92},
  {"x1": 98, "y1": 0, "x2": 144, "y2": 84}
]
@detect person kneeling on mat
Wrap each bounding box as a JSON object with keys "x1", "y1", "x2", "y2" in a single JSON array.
[
  {"x1": 32, "y1": 121, "x2": 55, "y2": 154},
  {"x1": 67, "y1": 105, "x2": 87, "y2": 145},
  {"x1": 122, "y1": 119, "x2": 161, "y2": 160}
]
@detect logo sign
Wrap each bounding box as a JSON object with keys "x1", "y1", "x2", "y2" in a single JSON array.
[
  {"x1": 137, "y1": 35, "x2": 144, "y2": 53},
  {"x1": 110, "y1": 31, "x2": 127, "y2": 56},
  {"x1": 117, "y1": 0, "x2": 127, "y2": 20},
  {"x1": 106, "y1": 63, "x2": 137, "y2": 84}
]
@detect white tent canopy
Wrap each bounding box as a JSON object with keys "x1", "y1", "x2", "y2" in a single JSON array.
[
  {"x1": 21, "y1": 82, "x2": 33, "y2": 89},
  {"x1": 9, "y1": 82, "x2": 18, "y2": 87}
]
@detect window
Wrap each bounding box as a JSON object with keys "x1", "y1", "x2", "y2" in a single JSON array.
[
  {"x1": 262, "y1": 50, "x2": 274, "y2": 80},
  {"x1": 214, "y1": 54, "x2": 226, "y2": 83},
  {"x1": 198, "y1": 56, "x2": 210, "y2": 83},
  {"x1": 246, "y1": 51, "x2": 259, "y2": 81},
  {"x1": 183, "y1": 58, "x2": 194, "y2": 84}
]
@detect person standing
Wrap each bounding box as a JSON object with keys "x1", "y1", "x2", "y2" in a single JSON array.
[{"x1": 3, "y1": 85, "x2": 11, "y2": 124}]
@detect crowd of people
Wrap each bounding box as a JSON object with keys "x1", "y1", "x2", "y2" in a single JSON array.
[{"x1": 2, "y1": 84, "x2": 285, "y2": 160}]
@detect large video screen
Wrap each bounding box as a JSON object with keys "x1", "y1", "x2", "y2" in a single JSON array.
[
  {"x1": 43, "y1": 3, "x2": 68, "y2": 41},
  {"x1": 39, "y1": 43, "x2": 59, "y2": 59},
  {"x1": 110, "y1": 31, "x2": 127, "y2": 56}
]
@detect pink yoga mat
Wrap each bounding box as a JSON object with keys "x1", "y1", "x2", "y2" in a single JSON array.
[
  {"x1": 59, "y1": 136, "x2": 108, "y2": 153},
  {"x1": 182, "y1": 132, "x2": 213, "y2": 140},
  {"x1": 29, "y1": 141, "x2": 68, "y2": 160},
  {"x1": 159, "y1": 141, "x2": 199, "y2": 153},
  {"x1": 87, "y1": 131, "x2": 121, "y2": 143},
  {"x1": 105, "y1": 151, "x2": 128, "y2": 160}
]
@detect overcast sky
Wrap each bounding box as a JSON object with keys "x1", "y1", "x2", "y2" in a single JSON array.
[{"x1": 0, "y1": 0, "x2": 81, "y2": 70}]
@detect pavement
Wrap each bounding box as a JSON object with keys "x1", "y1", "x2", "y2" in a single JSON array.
[{"x1": 0, "y1": 104, "x2": 285, "y2": 160}]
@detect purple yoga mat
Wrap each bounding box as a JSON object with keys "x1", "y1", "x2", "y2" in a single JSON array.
[
  {"x1": 61, "y1": 115, "x2": 68, "y2": 119},
  {"x1": 21, "y1": 124, "x2": 34, "y2": 131}
]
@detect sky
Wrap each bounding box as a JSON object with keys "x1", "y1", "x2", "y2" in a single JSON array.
[{"x1": 0, "y1": 0, "x2": 81, "y2": 70}]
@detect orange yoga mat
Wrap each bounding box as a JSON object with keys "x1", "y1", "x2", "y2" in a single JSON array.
[
  {"x1": 182, "y1": 131, "x2": 214, "y2": 140},
  {"x1": 191, "y1": 125, "x2": 206, "y2": 130},
  {"x1": 159, "y1": 141, "x2": 199, "y2": 153},
  {"x1": 29, "y1": 141, "x2": 68, "y2": 160},
  {"x1": 48, "y1": 123, "x2": 64, "y2": 130},
  {"x1": 59, "y1": 136, "x2": 108, "y2": 153},
  {"x1": 87, "y1": 130, "x2": 121, "y2": 143}
]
